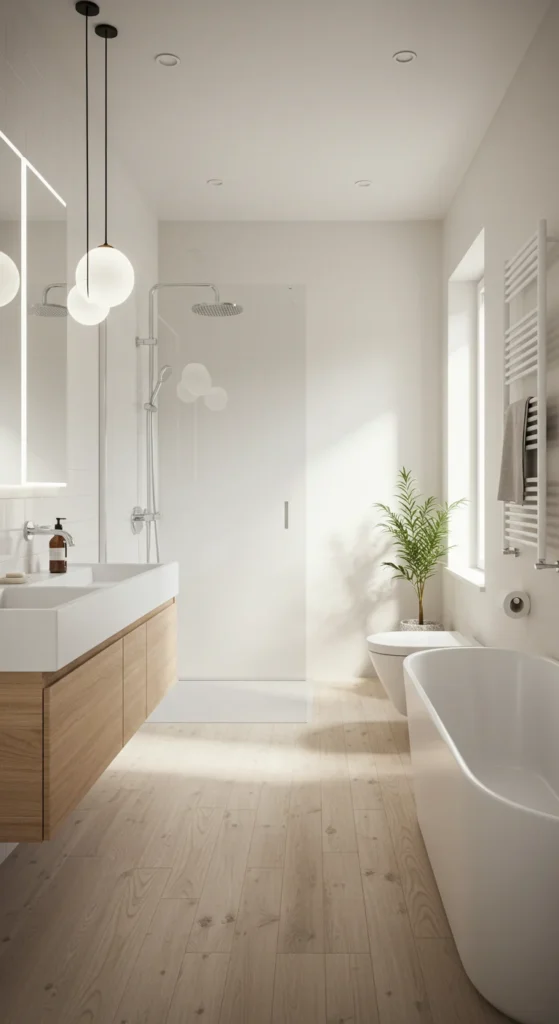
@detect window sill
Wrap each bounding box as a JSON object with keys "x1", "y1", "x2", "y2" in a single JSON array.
[{"x1": 444, "y1": 565, "x2": 486, "y2": 592}]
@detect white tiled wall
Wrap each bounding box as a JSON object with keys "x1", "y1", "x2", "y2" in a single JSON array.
[{"x1": 0, "y1": 1, "x2": 157, "y2": 863}]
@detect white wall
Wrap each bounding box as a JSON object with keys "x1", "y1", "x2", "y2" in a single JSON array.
[
  {"x1": 0, "y1": 0, "x2": 157, "y2": 863},
  {"x1": 442, "y1": 2, "x2": 559, "y2": 653},
  {"x1": 160, "y1": 221, "x2": 442, "y2": 681}
]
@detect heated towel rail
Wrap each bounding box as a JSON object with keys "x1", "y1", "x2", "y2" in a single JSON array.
[{"x1": 502, "y1": 220, "x2": 547, "y2": 559}]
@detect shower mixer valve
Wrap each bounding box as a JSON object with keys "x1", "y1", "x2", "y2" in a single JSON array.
[{"x1": 130, "y1": 507, "x2": 160, "y2": 535}]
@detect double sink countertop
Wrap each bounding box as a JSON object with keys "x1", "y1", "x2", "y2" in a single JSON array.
[{"x1": 0, "y1": 562, "x2": 179, "y2": 673}]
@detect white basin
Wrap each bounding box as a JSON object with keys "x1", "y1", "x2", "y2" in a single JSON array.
[
  {"x1": 0, "y1": 587, "x2": 95, "y2": 609},
  {"x1": 35, "y1": 563, "x2": 153, "y2": 586},
  {"x1": 0, "y1": 562, "x2": 179, "y2": 672}
]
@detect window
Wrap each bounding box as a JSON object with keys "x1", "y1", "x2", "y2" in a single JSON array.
[{"x1": 446, "y1": 231, "x2": 485, "y2": 586}]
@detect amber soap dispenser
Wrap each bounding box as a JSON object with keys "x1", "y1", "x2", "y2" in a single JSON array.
[{"x1": 49, "y1": 517, "x2": 68, "y2": 574}]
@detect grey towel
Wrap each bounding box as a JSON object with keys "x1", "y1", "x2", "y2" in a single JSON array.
[{"x1": 498, "y1": 398, "x2": 531, "y2": 505}]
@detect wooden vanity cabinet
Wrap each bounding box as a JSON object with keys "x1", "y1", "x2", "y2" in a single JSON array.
[
  {"x1": 147, "y1": 602, "x2": 177, "y2": 716},
  {"x1": 123, "y1": 624, "x2": 147, "y2": 744},
  {"x1": 0, "y1": 599, "x2": 176, "y2": 843},
  {"x1": 44, "y1": 641, "x2": 124, "y2": 838}
]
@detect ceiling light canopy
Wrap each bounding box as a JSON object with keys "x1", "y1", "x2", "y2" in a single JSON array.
[
  {"x1": 155, "y1": 53, "x2": 181, "y2": 67},
  {"x1": 393, "y1": 50, "x2": 417, "y2": 64}
]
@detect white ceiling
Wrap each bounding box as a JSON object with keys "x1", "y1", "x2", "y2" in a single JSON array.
[{"x1": 61, "y1": 0, "x2": 551, "y2": 219}]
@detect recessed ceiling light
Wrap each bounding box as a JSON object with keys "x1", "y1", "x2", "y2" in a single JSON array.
[
  {"x1": 355, "y1": 179, "x2": 372, "y2": 188},
  {"x1": 393, "y1": 49, "x2": 417, "y2": 64},
  {"x1": 207, "y1": 178, "x2": 223, "y2": 186},
  {"x1": 155, "y1": 53, "x2": 181, "y2": 67}
]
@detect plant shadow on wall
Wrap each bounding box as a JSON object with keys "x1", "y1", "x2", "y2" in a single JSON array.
[
  {"x1": 374, "y1": 467, "x2": 466, "y2": 629},
  {"x1": 327, "y1": 524, "x2": 394, "y2": 679}
]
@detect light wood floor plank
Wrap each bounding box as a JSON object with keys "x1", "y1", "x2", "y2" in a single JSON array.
[
  {"x1": 162, "y1": 807, "x2": 224, "y2": 899},
  {"x1": 272, "y1": 953, "x2": 326, "y2": 1024},
  {"x1": 355, "y1": 808, "x2": 433, "y2": 1024},
  {"x1": 167, "y1": 953, "x2": 230, "y2": 1024},
  {"x1": 278, "y1": 807, "x2": 324, "y2": 953},
  {"x1": 85, "y1": 788, "x2": 171, "y2": 866},
  {"x1": 289, "y1": 721, "x2": 322, "y2": 816},
  {"x1": 0, "y1": 855, "x2": 109, "y2": 1022},
  {"x1": 325, "y1": 953, "x2": 380, "y2": 1023},
  {"x1": 248, "y1": 782, "x2": 290, "y2": 869},
  {"x1": 188, "y1": 809, "x2": 255, "y2": 953},
  {"x1": 380, "y1": 774, "x2": 450, "y2": 939},
  {"x1": 227, "y1": 724, "x2": 270, "y2": 810},
  {"x1": 416, "y1": 937, "x2": 513, "y2": 1023},
  {"x1": 0, "y1": 806, "x2": 96, "y2": 955},
  {"x1": 322, "y1": 778, "x2": 357, "y2": 852},
  {"x1": 323, "y1": 851, "x2": 369, "y2": 953},
  {"x1": 345, "y1": 722, "x2": 383, "y2": 811},
  {"x1": 219, "y1": 867, "x2": 282, "y2": 1024},
  {"x1": 113, "y1": 897, "x2": 198, "y2": 1024},
  {"x1": 53, "y1": 867, "x2": 170, "y2": 1023}
]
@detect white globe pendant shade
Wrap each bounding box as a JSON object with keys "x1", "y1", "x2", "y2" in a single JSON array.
[
  {"x1": 76, "y1": 244, "x2": 134, "y2": 308},
  {"x1": 0, "y1": 251, "x2": 20, "y2": 307},
  {"x1": 67, "y1": 285, "x2": 109, "y2": 326}
]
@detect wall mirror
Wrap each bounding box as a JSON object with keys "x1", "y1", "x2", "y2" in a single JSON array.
[
  {"x1": 0, "y1": 136, "x2": 22, "y2": 485},
  {"x1": 0, "y1": 131, "x2": 67, "y2": 487}
]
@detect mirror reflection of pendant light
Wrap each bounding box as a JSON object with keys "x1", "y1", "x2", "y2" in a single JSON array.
[
  {"x1": 71, "y1": 1, "x2": 109, "y2": 326},
  {"x1": 0, "y1": 252, "x2": 20, "y2": 307},
  {"x1": 75, "y1": 22, "x2": 134, "y2": 308}
]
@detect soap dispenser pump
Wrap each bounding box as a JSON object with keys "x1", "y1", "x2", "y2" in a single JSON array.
[{"x1": 49, "y1": 518, "x2": 68, "y2": 574}]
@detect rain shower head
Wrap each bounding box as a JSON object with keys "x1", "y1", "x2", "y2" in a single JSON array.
[
  {"x1": 29, "y1": 283, "x2": 68, "y2": 318},
  {"x1": 192, "y1": 301, "x2": 243, "y2": 317}
]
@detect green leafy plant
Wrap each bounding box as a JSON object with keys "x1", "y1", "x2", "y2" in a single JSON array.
[{"x1": 374, "y1": 468, "x2": 465, "y2": 625}]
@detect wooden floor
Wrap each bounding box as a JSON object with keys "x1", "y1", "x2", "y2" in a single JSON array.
[{"x1": 0, "y1": 678, "x2": 512, "y2": 1024}]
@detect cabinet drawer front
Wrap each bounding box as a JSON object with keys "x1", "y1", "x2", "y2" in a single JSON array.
[
  {"x1": 0, "y1": 681, "x2": 43, "y2": 842},
  {"x1": 146, "y1": 603, "x2": 177, "y2": 716},
  {"x1": 44, "y1": 641, "x2": 123, "y2": 838},
  {"x1": 123, "y1": 624, "x2": 147, "y2": 745}
]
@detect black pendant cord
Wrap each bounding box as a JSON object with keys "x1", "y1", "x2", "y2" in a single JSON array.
[
  {"x1": 76, "y1": 2, "x2": 100, "y2": 296},
  {"x1": 85, "y1": 11, "x2": 90, "y2": 294},
  {"x1": 104, "y1": 35, "x2": 108, "y2": 246},
  {"x1": 95, "y1": 23, "x2": 118, "y2": 245}
]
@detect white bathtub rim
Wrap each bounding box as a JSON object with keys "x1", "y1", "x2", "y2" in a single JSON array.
[{"x1": 404, "y1": 647, "x2": 559, "y2": 825}]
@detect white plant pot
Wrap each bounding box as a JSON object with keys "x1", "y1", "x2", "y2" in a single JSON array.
[{"x1": 400, "y1": 619, "x2": 443, "y2": 632}]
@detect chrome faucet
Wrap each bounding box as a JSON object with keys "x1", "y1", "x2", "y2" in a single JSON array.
[{"x1": 23, "y1": 521, "x2": 75, "y2": 547}]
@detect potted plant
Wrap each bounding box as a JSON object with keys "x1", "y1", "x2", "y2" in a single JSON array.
[{"x1": 374, "y1": 467, "x2": 465, "y2": 630}]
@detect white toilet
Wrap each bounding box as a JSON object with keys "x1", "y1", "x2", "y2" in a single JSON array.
[{"x1": 367, "y1": 630, "x2": 475, "y2": 715}]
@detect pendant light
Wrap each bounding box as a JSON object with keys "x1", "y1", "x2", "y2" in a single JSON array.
[
  {"x1": 0, "y1": 252, "x2": 20, "y2": 307},
  {"x1": 71, "y1": 2, "x2": 109, "y2": 326},
  {"x1": 75, "y1": 22, "x2": 134, "y2": 308}
]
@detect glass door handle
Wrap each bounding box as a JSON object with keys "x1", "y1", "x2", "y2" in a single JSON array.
[{"x1": 284, "y1": 501, "x2": 289, "y2": 529}]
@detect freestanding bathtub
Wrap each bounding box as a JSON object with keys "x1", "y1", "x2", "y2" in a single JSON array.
[{"x1": 404, "y1": 647, "x2": 559, "y2": 1024}]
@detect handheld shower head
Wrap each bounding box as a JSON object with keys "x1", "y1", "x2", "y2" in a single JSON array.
[
  {"x1": 192, "y1": 301, "x2": 243, "y2": 317},
  {"x1": 145, "y1": 364, "x2": 172, "y2": 411}
]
